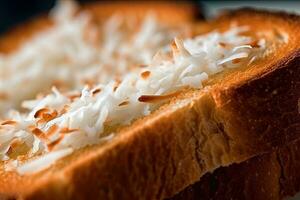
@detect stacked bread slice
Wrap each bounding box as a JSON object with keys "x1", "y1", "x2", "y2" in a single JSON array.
[
  {"x1": 0, "y1": 1, "x2": 299, "y2": 200},
  {"x1": 168, "y1": 9, "x2": 300, "y2": 200},
  {"x1": 170, "y1": 139, "x2": 300, "y2": 200}
]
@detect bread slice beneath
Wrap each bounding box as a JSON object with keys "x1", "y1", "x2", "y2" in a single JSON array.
[
  {"x1": 0, "y1": 8, "x2": 299, "y2": 200},
  {"x1": 169, "y1": 138, "x2": 300, "y2": 200}
]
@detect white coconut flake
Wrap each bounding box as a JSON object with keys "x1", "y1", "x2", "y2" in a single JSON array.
[
  {"x1": 17, "y1": 148, "x2": 73, "y2": 175},
  {"x1": 232, "y1": 45, "x2": 252, "y2": 52},
  {"x1": 50, "y1": 0, "x2": 78, "y2": 22},
  {"x1": 0, "y1": 23, "x2": 265, "y2": 174},
  {"x1": 217, "y1": 52, "x2": 249, "y2": 65}
]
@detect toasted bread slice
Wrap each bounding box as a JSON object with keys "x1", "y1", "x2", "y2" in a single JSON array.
[
  {"x1": 0, "y1": 8, "x2": 299, "y2": 200},
  {"x1": 169, "y1": 139, "x2": 300, "y2": 200}
]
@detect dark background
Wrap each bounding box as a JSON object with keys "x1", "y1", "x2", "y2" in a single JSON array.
[
  {"x1": 0, "y1": 0, "x2": 55, "y2": 33},
  {"x1": 0, "y1": 0, "x2": 299, "y2": 34}
]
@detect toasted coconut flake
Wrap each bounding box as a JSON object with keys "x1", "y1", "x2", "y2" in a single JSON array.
[
  {"x1": 68, "y1": 93, "x2": 81, "y2": 101},
  {"x1": 248, "y1": 40, "x2": 261, "y2": 48},
  {"x1": 47, "y1": 135, "x2": 64, "y2": 151},
  {"x1": 232, "y1": 58, "x2": 242, "y2": 64},
  {"x1": 34, "y1": 108, "x2": 50, "y2": 118},
  {"x1": 141, "y1": 71, "x2": 151, "y2": 79},
  {"x1": 46, "y1": 125, "x2": 59, "y2": 136},
  {"x1": 219, "y1": 42, "x2": 229, "y2": 48},
  {"x1": 92, "y1": 88, "x2": 101, "y2": 95},
  {"x1": 36, "y1": 119, "x2": 46, "y2": 125},
  {"x1": 9, "y1": 138, "x2": 23, "y2": 149},
  {"x1": 31, "y1": 128, "x2": 47, "y2": 139},
  {"x1": 138, "y1": 91, "x2": 181, "y2": 103},
  {"x1": 1, "y1": 120, "x2": 17, "y2": 126},
  {"x1": 113, "y1": 82, "x2": 120, "y2": 92},
  {"x1": 171, "y1": 40, "x2": 178, "y2": 55},
  {"x1": 42, "y1": 110, "x2": 58, "y2": 122},
  {"x1": 171, "y1": 38, "x2": 190, "y2": 58},
  {"x1": 118, "y1": 101, "x2": 129, "y2": 106},
  {"x1": 60, "y1": 127, "x2": 79, "y2": 134}
]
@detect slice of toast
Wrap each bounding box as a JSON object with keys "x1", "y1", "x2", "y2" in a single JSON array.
[
  {"x1": 169, "y1": 138, "x2": 300, "y2": 200},
  {"x1": 0, "y1": 8, "x2": 299, "y2": 200}
]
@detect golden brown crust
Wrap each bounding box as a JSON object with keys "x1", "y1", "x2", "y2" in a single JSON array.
[{"x1": 0, "y1": 8, "x2": 299, "y2": 200}]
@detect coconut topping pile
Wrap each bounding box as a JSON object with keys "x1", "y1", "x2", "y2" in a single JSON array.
[
  {"x1": 0, "y1": 0, "x2": 181, "y2": 115},
  {"x1": 0, "y1": 21, "x2": 266, "y2": 174}
]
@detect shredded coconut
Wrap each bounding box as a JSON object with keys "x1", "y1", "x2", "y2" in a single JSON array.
[
  {"x1": 0, "y1": 24, "x2": 265, "y2": 174},
  {"x1": 0, "y1": 0, "x2": 181, "y2": 115}
]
